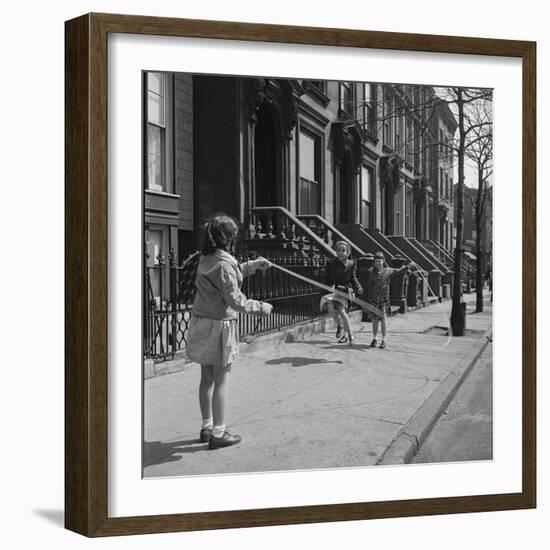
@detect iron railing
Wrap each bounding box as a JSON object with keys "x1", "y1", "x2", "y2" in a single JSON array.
[
  {"x1": 144, "y1": 249, "x2": 198, "y2": 362},
  {"x1": 144, "y1": 249, "x2": 330, "y2": 362},
  {"x1": 239, "y1": 254, "x2": 327, "y2": 339}
]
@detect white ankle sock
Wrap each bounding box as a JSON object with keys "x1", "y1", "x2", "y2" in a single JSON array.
[
  {"x1": 201, "y1": 418, "x2": 213, "y2": 430},
  {"x1": 212, "y1": 425, "x2": 225, "y2": 438}
]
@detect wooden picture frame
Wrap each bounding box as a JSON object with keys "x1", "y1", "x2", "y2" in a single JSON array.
[{"x1": 65, "y1": 12, "x2": 536, "y2": 537}]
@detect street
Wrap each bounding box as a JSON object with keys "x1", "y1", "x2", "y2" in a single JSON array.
[{"x1": 412, "y1": 343, "x2": 493, "y2": 463}]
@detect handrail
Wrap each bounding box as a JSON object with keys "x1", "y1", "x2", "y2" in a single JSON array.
[
  {"x1": 250, "y1": 206, "x2": 337, "y2": 258},
  {"x1": 388, "y1": 235, "x2": 441, "y2": 273},
  {"x1": 428, "y1": 239, "x2": 474, "y2": 274},
  {"x1": 297, "y1": 214, "x2": 367, "y2": 258}
]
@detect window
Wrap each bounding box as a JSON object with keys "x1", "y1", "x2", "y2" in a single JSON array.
[
  {"x1": 440, "y1": 167, "x2": 444, "y2": 196},
  {"x1": 146, "y1": 73, "x2": 167, "y2": 192},
  {"x1": 383, "y1": 92, "x2": 394, "y2": 148},
  {"x1": 396, "y1": 113, "x2": 404, "y2": 156},
  {"x1": 339, "y1": 82, "x2": 354, "y2": 116},
  {"x1": 308, "y1": 80, "x2": 326, "y2": 92},
  {"x1": 145, "y1": 72, "x2": 174, "y2": 194},
  {"x1": 405, "y1": 189, "x2": 413, "y2": 236},
  {"x1": 418, "y1": 132, "x2": 424, "y2": 172},
  {"x1": 445, "y1": 173, "x2": 449, "y2": 198},
  {"x1": 361, "y1": 166, "x2": 373, "y2": 227},
  {"x1": 298, "y1": 131, "x2": 321, "y2": 215},
  {"x1": 406, "y1": 117, "x2": 414, "y2": 164},
  {"x1": 450, "y1": 177, "x2": 453, "y2": 202},
  {"x1": 363, "y1": 83, "x2": 376, "y2": 132},
  {"x1": 413, "y1": 122, "x2": 419, "y2": 169},
  {"x1": 147, "y1": 228, "x2": 166, "y2": 305},
  {"x1": 424, "y1": 141, "x2": 429, "y2": 176}
]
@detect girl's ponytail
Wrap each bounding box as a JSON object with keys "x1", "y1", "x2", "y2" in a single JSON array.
[{"x1": 202, "y1": 222, "x2": 216, "y2": 255}]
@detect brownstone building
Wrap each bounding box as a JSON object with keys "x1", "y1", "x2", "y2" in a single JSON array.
[{"x1": 143, "y1": 73, "x2": 460, "y2": 359}]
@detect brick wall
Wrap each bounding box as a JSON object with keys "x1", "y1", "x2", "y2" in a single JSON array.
[{"x1": 174, "y1": 74, "x2": 194, "y2": 232}]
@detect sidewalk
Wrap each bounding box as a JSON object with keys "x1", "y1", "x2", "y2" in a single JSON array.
[{"x1": 144, "y1": 292, "x2": 492, "y2": 477}]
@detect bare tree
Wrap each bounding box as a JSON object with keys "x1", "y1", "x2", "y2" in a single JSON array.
[
  {"x1": 342, "y1": 83, "x2": 493, "y2": 333},
  {"x1": 441, "y1": 87, "x2": 492, "y2": 335},
  {"x1": 464, "y1": 100, "x2": 493, "y2": 313}
]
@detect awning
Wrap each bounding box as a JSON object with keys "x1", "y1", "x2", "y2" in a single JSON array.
[{"x1": 464, "y1": 251, "x2": 477, "y2": 261}]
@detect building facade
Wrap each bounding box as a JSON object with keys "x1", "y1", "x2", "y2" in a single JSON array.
[
  {"x1": 143, "y1": 73, "x2": 459, "y2": 359},
  {"x1": 144, "y1": 74, "x2": 457, "y2": 261},
  {"x1": 460, "y1": 184, "x2": 493, "y2": 274}
]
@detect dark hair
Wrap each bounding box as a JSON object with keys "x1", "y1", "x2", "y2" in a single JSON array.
[
  {"x1": 202, "y1": 214, "x2": 239, "y2": 255},
  {"x1": 374, "y1": 251, "x2": 385, "y2": 261}
]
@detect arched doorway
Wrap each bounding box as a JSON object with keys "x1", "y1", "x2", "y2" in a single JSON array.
[{"x1": 254, "y1": 104, "x2": 281, "y2": 208}]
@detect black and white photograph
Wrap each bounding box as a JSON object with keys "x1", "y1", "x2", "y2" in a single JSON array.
[{"x1": 142, "y1": 72, "x2": 494, "y2": 477}]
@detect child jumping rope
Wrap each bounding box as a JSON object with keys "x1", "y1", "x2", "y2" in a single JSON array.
[
  {"x1": 320, "y1": 241, "x2": 364, "y2": 345},
  {"x1": 186, "y1": 214, "x2": 273, "y2": 449},
  {"x1": 368, "y1": 251, "x2": 415, "y2": 349}
]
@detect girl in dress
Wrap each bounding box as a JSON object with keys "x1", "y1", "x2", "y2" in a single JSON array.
[
  {"x1": 368, "y1": 251, "x2": 414, "y2": 349},
  {"x1": 320, "y1": 241, "x2": 363, "y2": 345},
  {"x1": 186, "y1": 214, "x2": 273, "y2": 449}
]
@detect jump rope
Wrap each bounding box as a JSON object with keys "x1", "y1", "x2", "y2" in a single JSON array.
[
  {"x1": 252, "y1": 258, "x2": 454, "y2": 346},
  {"x1": 178, "y1": 251, "x2": 453, "y2": 345}
]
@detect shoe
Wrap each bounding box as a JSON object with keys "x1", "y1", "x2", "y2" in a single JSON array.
[
  {"x1": 338, "y1": 334, "x2": 349, "y2": 344},
  {"x1": 347, "y1": 332, "x2": 355, "y2": 346},
  {"x1": 336, "y1": 325, "x2": 343, "y2": 339},
  {"x1": 199, "y1": 428, "x2": 212, "y2": 443},
  {"x1": 209, "y1": 430, "x2": 242, "y2": 450},
  {"x1": 369, "y1": 339, "x2": 377, "y2": 348},
  {"x1": 379, "y1": 341, "x2": 386, "y2": 349}
]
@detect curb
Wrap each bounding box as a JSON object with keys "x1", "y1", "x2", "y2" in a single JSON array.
[{"x1": 377, "y1": 325, "x2": 493, "y2": 466}]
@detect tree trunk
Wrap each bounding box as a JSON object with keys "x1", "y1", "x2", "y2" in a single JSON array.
[
  {"x1": 475, "y1": 168, "x2": 484, "y2": 313},
  {"x1": 450, "y1": 89, "x2": 465, "y2": 336},
  {"x1": 475, "y1": 208, "x2": 483, "y2": 312}
]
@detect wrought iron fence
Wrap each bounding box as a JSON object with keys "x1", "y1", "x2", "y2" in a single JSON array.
[
  {"x1": 144, "y1": 250, "x2": 329, "y2": 362},
  {"x1": 144, "y1": 250, "x2": 198, "y2": 362},
  {"x1": 238, "y1": 255, "x2": 326, "y2": 340}
]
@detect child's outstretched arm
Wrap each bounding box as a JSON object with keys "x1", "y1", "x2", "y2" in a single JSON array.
[
  {"x1": 240, "y1": 257, "x2": 271, "y2": 278},
  {"x1": 390, "y1": 262, "x2": 415, "y2": 277},
  {"x1": 219, "y1": 263, "x2": 272, "y2": 316}
]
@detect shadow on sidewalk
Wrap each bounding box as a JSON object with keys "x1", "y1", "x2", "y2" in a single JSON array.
[
  {"x1": 265, "y1": 356, "x2": 343, "y2": 367},
  {"x1": 297, "y1": 339, "x2": 374, "y2": 351},
  {"x1": 144, "y1": 438, "x2": 209, "y2": 467}
]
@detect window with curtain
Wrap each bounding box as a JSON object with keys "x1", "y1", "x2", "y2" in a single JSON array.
[
  {"x1": 146, "y1": 72, "x2": 168, "y2": 192},
  {"x1": 298, "y1": 131, "x2": 320, "y2": 215},
  {"x1": 361, "y1": 166, "x2": 373, "y2": 228},
  {"x1": 339, "y1": 82, "x2": 354, "y2": 116}
]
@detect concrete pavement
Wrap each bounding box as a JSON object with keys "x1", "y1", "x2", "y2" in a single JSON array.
[
  {"x1": 412, "y1": 344, "x2": 493, "y2": 464},
  {"x1": 143, "y1": 291, "x2": 492, "y2": 477}
]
